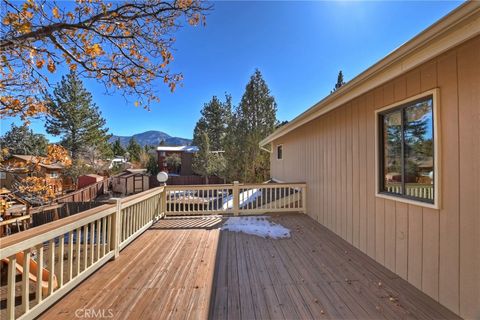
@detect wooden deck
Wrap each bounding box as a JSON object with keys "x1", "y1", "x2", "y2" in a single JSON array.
[{"x1": 39, "y1": 214, "x2": 460, "y2": 320}]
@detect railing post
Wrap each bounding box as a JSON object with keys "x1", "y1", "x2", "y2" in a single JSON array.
[
  {"x1": 109, "y1": 198, "x2": 122, "y2": 259},
  {"x1": 233, "y1": 181, "x2": 239, "y2": 216},
  {"x1": 302, "y1": 185, "x2": 307, "y2": 214}
]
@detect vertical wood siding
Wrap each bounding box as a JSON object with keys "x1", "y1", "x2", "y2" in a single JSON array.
[{"x1": 269, "y1": 36, "x2": 479, "y2": 319}]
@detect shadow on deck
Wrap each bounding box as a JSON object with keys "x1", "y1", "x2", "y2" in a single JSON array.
[{"x1": 39, "y1": 214, "x2": 459, "y2": 320}]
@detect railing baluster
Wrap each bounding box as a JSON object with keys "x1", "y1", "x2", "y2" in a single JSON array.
[
  {"x1": 137, "y1": 202, "x2": 141, "y2": 231},
  {"x1": 126, "y1": 208, "x2": 130, "y2": 239},
  {"x1": 102, "y1": 217, "x2": 107, "y2": 257},
  {"x1": 90, "y1": 222, "x2": 95, "y2": 266},
  {"x1": 58, "y1": 234, "x2": 64, "y2": 287},
  {"x1": 143, "y1": 200, "x2": 147, "y2": 225},
  {"x1": 83, "y1": 224, "x2": 88, "y2": 270},
  {"x1": 129, "y1": 206, "x2": 133, "y2": 237},
  {"x1": 36, "y1": 244, "x2": 44, "y2": 304},
  {"x1": 140, "y1": 201, "x2": 143, "y2": 228},
  {"x1": 135, "y1": 203, "x2": 138, "y2": 232},
  {"x1": 48, "y1": 240, "x2": 55, "y2": 296},
  {"x1": 22, "y1": 249, "x2": 30, "y2": 313},
  {"x1": 136, "y1": 203, "x2": 139, "y2": 232},
  {"x1": 75, "y1": 228, "x2": 81, "y2": 276},
  {"x1": 121, "y1": 209, "x2": 126, "y2": 241},
  {"x1": 132, "y1": 205, "x2": 136, "y2": 234},
  {"x1": 125, "y1": 208, "x2": 129, "y2": 239},
  {"x1": 7, "y1": 255, "x2": 16, "y2": 319},
  {"x1": 131, "y1": 205, "x2": 134, "y2": 236},
  {"x1": 67, "y1": 231, "x2": 73, "y2": 282},
  {"x1": 107, "y1": 215, "x2": 112, "y2": 253},
  {"x1": 96, "y1": 219, "x2": 101, "y2": 261},
  {"x1": 143, "y1": 200, "x2": 146, "y2": 227}
]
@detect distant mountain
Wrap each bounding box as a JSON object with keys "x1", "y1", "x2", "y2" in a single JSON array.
[{"x1": 109, "y1": 130, "x2": 192, "y2": 147}]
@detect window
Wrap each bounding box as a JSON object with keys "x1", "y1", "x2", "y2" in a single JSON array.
[
  {"x1": 378, "y1": 93, "x2": 437, "y2": 205},
  {"x1": 276, "y1": 145, "x2": 283, "y2": 160},
  {"x1": 50, "y1": 172, "x2": 59, "y2": 178}
]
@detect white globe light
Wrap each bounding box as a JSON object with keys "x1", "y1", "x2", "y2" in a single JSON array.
[{"x1": 157, "y1": 171, "x2": 169, "y2": 183}]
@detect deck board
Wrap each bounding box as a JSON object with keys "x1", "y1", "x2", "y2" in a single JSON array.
[{"x1": 36, "y1": 214, "x2": 460, "y2": 320}]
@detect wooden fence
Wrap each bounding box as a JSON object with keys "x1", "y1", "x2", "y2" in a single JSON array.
[
  {"x1": 56, "y1": 179, "x2": 109, "y2": 203},
  {"x1": 30, "y1": 202, "x2": 106, "y2": 227}
]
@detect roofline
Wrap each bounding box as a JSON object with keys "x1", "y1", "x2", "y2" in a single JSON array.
[{"x1": 260, "y1": 2, "x2": 480, "y2": 147}]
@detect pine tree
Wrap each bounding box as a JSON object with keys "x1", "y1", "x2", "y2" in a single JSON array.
[
  {"x1": 146, "y1": 154, "x2": 159, "y2": 176},
  {"x1": 192, "y1": 131, "x2": 214, "y2": 183},
  {"x1": 331, "y1": 70, "x2": 346, "y2": 93},
  {"x1": 193, "y1": 137, "x2": 227, "y2": 183},
  {"x1": 126, "y1": 137, "x2": 142, "y2": 162},
  {"x1": 45, "y1": 70, "x2": 110, "y2": 160},
  {"x1": 112, "y1": 139, "x2": 125, "y2": 156},
  {"x1": 227, "y1": 69, "x2": 277, "y2": 182},
  {"x1": 192, "y1": 94, "x2": 232, "y2": 151},
  {"x1": 0, "y1": 124, "x2": 49, "y2": 156}
]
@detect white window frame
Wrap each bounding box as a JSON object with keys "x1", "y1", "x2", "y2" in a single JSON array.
[
  {"x1": 276, "y1": 144, "x2": 283, "y2": 160},
  {"x1": 374, "y1": 88, "x2": 441, "y2": 210}
]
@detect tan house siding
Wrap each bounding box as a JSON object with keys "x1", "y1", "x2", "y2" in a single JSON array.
[{"x1": 269, "y1": 36, "x2": 479, "y2": 318}]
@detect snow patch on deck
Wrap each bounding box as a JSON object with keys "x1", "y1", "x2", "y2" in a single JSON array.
[{"x1": 221, "y1": 216, "x2": 290, "y2": 239}]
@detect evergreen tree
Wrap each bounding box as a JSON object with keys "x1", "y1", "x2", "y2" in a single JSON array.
[
  {"x1": 111, "y1": 139, "x2": 125, "y2": 156},
  {"x1": 192, "y1": 94, "x2": 232, "y2": 151},
  {"x1": 226, "y1": 69, "x2": 277, "y2": 182},
  {"x1": 146, "y1": 154, "x2": 159, "y2": 176},
  {"x1": 192, "y1": 132, "x2": 226, "y2": 184},
  {"x1": 0, "y1": 124, "x2": 49, "y2": 156},
  {"x1": 331, "y1": 70, "x2": 346, "y2": 93},
  {"x1": 223, "y1": 113, "x2": 242, "y2": 181},
  {"x1": 193, "y1": 131, "x2": 210, "y2": 181},
  {"x1": 45, "y1": 70, "x2": 110, "y2": 160},
  {"x1": 126, "y1": 137, "x2": 142, "y2": 162}
]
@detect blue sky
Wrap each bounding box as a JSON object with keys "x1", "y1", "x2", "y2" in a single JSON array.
[{"x1": 2, "y1": 1, "x2": 462, "y2": 141}]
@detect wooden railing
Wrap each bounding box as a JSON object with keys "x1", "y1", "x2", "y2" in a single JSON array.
[
  {"x1": 0, "y1": 187, "x2": 165, "y2": 320},
  {"x1": 165, "y1": 182, "x2": 307, "y2": 216}
]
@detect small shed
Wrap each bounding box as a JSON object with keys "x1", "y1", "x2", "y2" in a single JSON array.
[
  {"x1": 111, "y1": 169, "x2": 149, "y2": 196},
  {"x1": 77, "y1": 174, "x2": 104, "y2": 189}
]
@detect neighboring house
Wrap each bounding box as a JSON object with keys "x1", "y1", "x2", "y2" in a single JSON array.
[
  {"x1": 260, "y1": 4, "x2": 479, "y2": 319},
  {"x1": 0, "y1": 154, "x2": 73, "y2": 194},
  {"x1": 111, "y1": 169, "x2": 149, "y2": 196},
  {"x1": 156, "y1": 146, "x2": 198, "y2": 175}
]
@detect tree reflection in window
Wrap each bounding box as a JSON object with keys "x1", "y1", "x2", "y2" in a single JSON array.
[{"x1": 380, "y1": 97, "x2": 434, "y2": 203}]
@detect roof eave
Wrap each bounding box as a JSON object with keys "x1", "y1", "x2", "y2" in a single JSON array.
[{"x1": 260, "y1": 2, "x2": 480, "y2": 147}]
